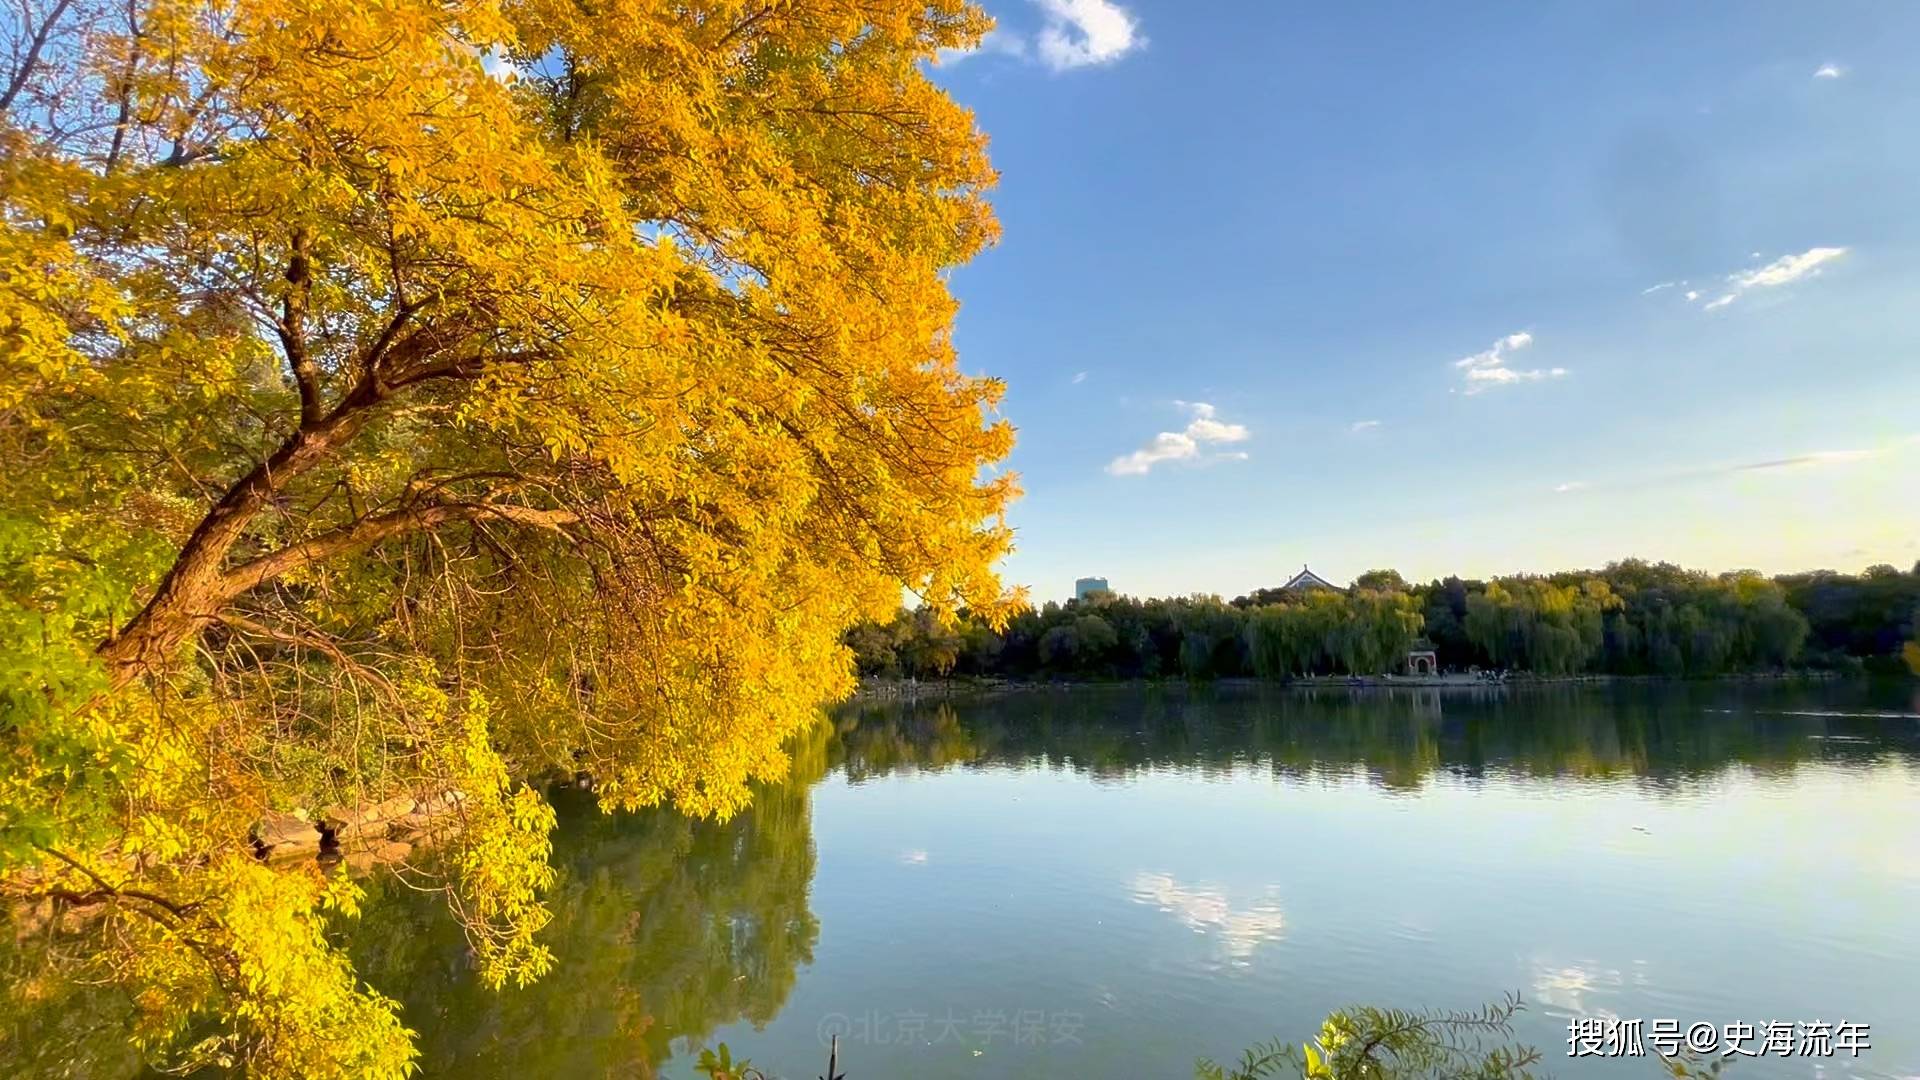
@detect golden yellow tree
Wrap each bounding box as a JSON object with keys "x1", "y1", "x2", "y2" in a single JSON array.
[{"x1": 0, "y1": 1, "x2": 1017, "y2": 1074}]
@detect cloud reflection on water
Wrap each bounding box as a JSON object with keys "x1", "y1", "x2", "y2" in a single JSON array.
[{"x1": 1128, "y1": 872, "x2": 1287, "y2": 963}]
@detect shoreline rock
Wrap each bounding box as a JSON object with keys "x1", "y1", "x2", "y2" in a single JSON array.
[
  {"x1": 251, "y1": 788, "x2": 467, "y2": 874},
  {"x1": 252, "y1": 810, "x2": 323, "y2": 860},
  {"x1": 319, "y1": 794, "x2": 418, "y2": 841}
]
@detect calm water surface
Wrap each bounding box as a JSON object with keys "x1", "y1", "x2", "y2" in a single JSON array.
[{"x1": 351, "y1": 682, "x2": 1920, "y2": 1079}]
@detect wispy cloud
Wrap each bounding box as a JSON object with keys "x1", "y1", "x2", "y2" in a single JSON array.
[
  {"x1": 1680, "y1": 246, "x2": 1849, "y2": 312},
  {"x1": 1732, "y1": 448, "x2": 1879, "y2": 472},
  {"x1": 937, "y1": 27, "x2": 1028, "y2": 65},
  {"x1": 1734, "y1": 247, "x2": 1848, "y2": 289},
  {"x1": 1641, "y1": 281, "x2": 1679, "y2": 295},
  {"x1": 1814, "y1": 63, "x2": 1846, "y2": 79},
  {"x1": 1107, "y1": 401, "x2": 1250, "y2": 476},
  {"x1": 1071, "y1": 370, "x2": 1089, "y2": 385},
  {"x1": 1349, "y1": 419, "x2": 1381, "y2": 433},
  {"x1": 1452, "y1": 330, "x2": 1532, "y2": 367},
  {"x1": 1452, "y1": 331, "x2": 1567, "y2": 394},
  {"x1": 1555, "y1": 435, "x2": 1915, "y2": 495},
  {"x1": 1034, "y1": 0, "x2": 1143, "y2": 70}
]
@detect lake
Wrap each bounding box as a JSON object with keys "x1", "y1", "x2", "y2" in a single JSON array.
[{"x1": 348, "y1": 681, "x2": 1920, "y2": 1079}]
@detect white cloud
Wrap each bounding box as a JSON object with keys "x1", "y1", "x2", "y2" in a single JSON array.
[
  {"x1": 1183, "y1": 402, "x2": 1249, "y2": 443},
  {"x1": 1554, "y1": 481, "x2": 1588, "y2": 493},
  {"x1": 1452, "y1": 331, "x2": 1533, "y2": 370},
  {"x1": 1106, "y1": 401, "x2": 1250, "y2": 476},
  {"x1": 1107, "y1": 432, "x2": 1197, "y2": 476},
  {"x1": 478, "y1": 45, "x2": 524, "y2": 82},
  {"x1": 1689, "y1": 246, "x2": 1848, "y2": 313},
  {"x1": 939, "y1": 2, "x2": 1142, "y2": 72},
  {"x1": 1733, "y1": 246, "x2": 1847, "y2": 289},
  {"x1": 1683, "y1": 289, "x2": 1701, "y2": 302},
  {"x1": 1452, "y1": 330, "x2": 1566, "y2": 394},
  {"x1": 1814, "y1": 63, "x2": 1845, "y2": 79},
  {"x1": 1071, "y1": 370, "x2": 1088, "y2": 384},
  {"x1": 1641, "y1": 281, "x2": 1677, "y2": 295},
  {"x1": 1466, "y1": 365, "x2": 1568, "y2": 388},
  {"x1": 1349, "y1": 419, "x2": 1381, "y2": 433},
  {"x1": 1034, "y1": 0, "x2": 1142, "y2": 70}
]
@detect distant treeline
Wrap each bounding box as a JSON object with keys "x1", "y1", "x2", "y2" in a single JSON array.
[{"x1": 846, "y1": 559, "x2": 1920, "y2": 680}]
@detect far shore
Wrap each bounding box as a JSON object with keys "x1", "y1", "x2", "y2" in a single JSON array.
[{"x1": 849, "y1": 669, "x2": 1861, "y2": 702}]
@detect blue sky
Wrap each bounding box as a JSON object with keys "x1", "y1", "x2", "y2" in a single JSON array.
[{"x1": 931, "y1": 1, "x2": 1920, "y2": 602}]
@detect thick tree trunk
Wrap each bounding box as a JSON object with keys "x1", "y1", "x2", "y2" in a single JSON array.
[
  {"x1": 96, "y1": 402, "x2": 372, "y2": 686},
  {"x1": 94, "y1": 311, "x2": 510, "y2": 687}
]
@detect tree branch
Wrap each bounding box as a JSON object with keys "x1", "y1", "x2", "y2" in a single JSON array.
[
  {"x1": 219, "y1": 501, "x2": 578, "y2": 602},
  {"x1": 31, "y1": 843, "x2": 201, "y2": 920},
  {"x1": 276, "y1": 227, "x2": 322, "y2": 428},
  {"x1": 96, "y1": 310, "x2": 505, "y2": 684},
  {"x1": 386, "y1": 347, "x2": 548, "y2": 390},
  {"x1": 0, "y1": 0, "x2": 73, "y2": 112},
  {"x1": 101, "y1": 0, "x2": 142, "y2": 175}
]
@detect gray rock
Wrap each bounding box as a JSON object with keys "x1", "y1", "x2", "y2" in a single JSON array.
[
  {"x1": 319, "y1": 794, "x2": 417, "y2": 839},
  {"x1": 253, "y1": 811, "x2": 322, "y2": 855}
]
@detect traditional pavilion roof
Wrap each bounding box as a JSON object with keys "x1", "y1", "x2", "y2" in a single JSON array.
[{"x1": 1279, "y1": 565, "x2": 1342, "y2": 592}]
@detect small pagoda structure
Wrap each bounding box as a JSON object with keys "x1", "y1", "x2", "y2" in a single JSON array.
[{"x1": 1278, "y1": 565, "x2": 1342, "y2": 593}]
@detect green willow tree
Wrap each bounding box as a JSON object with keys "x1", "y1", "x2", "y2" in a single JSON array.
[
  {"x1": 849, "y1": 558, "x2": 1874, "y2": 682},
  {"x1": 1, "y1": 1, "x2": 1018, "y2": 1075},
  {"x1": 1463, "y1": 579, "x2": 1612, "y2": 675}
]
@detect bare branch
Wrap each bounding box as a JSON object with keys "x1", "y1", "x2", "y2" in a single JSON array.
[
  {"x1": 215, "y1": 611, "x2": 401, "y2": 703},
  {"x1": 0, "y1": 0, "x2": 74, "y2": 112}
]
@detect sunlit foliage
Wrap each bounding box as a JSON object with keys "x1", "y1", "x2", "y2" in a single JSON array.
[
  {"x1": 1195, "y1": 996, "x2": 1542, "y2": 1080},
  {"x1": 341, "y1": 719, "x2": 829, "y2": 1078},
  {"x1": 0, "y1": 0, "x2": 1016, "y2": 1073}
]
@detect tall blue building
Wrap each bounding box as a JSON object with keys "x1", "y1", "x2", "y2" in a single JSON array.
[{"x1": 1074, "y1": 576, "x2": 1110, "y2": 601}]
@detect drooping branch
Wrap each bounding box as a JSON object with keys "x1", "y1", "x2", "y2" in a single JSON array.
[
  {"x1": 30, "y1": 843, "x2": 201, "y2": 921},
  {"x1": 216, "y1": 611, "x2": 402, "y2": 702},
  {"x1": 219, "y1": 501, "x2": 578, "y2": 601}
]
